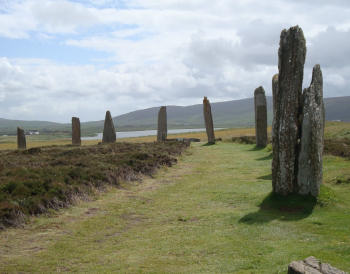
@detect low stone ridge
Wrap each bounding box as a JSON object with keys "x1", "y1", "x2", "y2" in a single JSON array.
[
  {"x1": 203, "y1": 96, "x2": 215, "y2": 144},
  {"x1": 17, "y1": 127, "x2": 26, "y2": 150},
  {"x1": 166, "y1": 138, "x2": 200, "y2": 143},
  {"x1": 72, "y1": 117, "x2": 81, "y2": 146},
  {"x1": 157, "y1": 106, "x2": 167, "y2": 142},
  {"x1": 102, "y1": 110, "x2": 116, "y2": 143},
  {"x1": 288, "y1": 256, "x2": 347, "y2": 274},
  {"x1": 254, "y1": 86, "x2": 268, "y2": 147},
  {"x1": 297, "y1": 65, "x2": 325, "y2": 197}
]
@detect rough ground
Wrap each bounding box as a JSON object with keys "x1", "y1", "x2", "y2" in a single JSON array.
[{"x1": 0, "y1": 142, "x2": 349, "y2": 273}]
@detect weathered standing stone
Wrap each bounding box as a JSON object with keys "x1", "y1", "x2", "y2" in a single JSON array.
[
  {"x1": 297, "y1": 65, "x2": 324, "y2": 197},
  {"x1": 272, "y1": 74, "x2": 279, "y2": 187},
  {"x1": 157, "y1": 106, "x2": 167, "y2": 142},
  {"x1": 203, "y1": 96, "x2": 215, "y2": 144},
  {"x1": 271, "y1": 74, "x2": 279, "y2": 139},
  {"x1": 272, "y1": 26, "x2": 306, "y2": 195},
  {"x1": 17, "y1": 127, "x2": 26, "y2": 149},
  {"x1": 102, "y1": 110, "x2": 116, "y2": 143},
  {"x1": 254, "y1": 86, "x2": 268, "y2": 147},
  {"x1": 72, "y1": 117, "x2": 81, "y2": 146}
]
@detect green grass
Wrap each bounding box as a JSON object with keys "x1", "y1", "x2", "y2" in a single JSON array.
[
  {"x1": 0, "y1": 142, "x2": 349, "y2": 273},
  {"x1": 0, "y1": 127, "x2": 259, "y2": 150},
  {"x1": 325, "y1": 121, "x2": 350, "y2": 140}
]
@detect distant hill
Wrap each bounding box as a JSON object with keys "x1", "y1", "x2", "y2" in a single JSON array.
[
  {"x1": 0, "y1": 118, "x2": 71, "y2": 135},
  {"x1": 1, "y1": 96, "x2": 350, "y2": 135}
]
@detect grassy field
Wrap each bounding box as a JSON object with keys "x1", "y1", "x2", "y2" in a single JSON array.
[
  {"x1": 0, "y1": 140, "x2": 349, "y2": 272},
  {"x1": 0, "y1": 127, "x2": 259, "y2": 150},
  {"x1": 1, "y1": 121, "x2": 349, "y2": 151}
]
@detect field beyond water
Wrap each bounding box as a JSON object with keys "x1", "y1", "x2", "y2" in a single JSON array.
[{"x1": 0, "y1": 137, "x2": 350, "y2": 272}]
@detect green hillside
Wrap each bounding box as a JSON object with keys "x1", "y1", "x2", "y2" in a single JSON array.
[{"x1": 0, "y1": 96, "x2": 349, "y2": 136}]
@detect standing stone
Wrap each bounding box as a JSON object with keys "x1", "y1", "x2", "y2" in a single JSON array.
[
  {"x1": 271, "y1": 74, "x2": 279, "y2": 140},
  {"x1": 297, "y1": 65, "x2": 324, "y2": 197},
  {"x1": 272, "y1": 74, "x2": 279, "y2": 186},
  {"x1": 17, "y1": 127, "x2": 26, "y2": 149},
  {"x1": 203, "y1": 96, "x2": 215, "y2": 144},
  {"x1": 157, "y1": 106, "x2": 167, "y2": 142},
  {"x1": 102, "y1": 110, "x2": 116, "y2": 143},
  {"x1": 272, "y1": 26, "x2": 306, "y2": 195},
  {"x1": 72, "y1": 117, "x2": 81, "y2": 146},
  {"x1": 254, "y1": 86, "x2": 268, "y2": 147}
]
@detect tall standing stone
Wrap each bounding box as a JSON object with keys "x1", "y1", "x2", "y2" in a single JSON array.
[
  {"x1": 271, "y1": 74, "x2": 279, "y2": 139},
  {"x1": 17, "y1": 127, "x2": 26, "y2": 150},
  {"x1": 272, "y1": 74, "x2": 279, "y2": 185},
  {"x1": 297, "y1": 65, "x2": 324, "y2": 197},
  {"x1": 203, "y1": 96, "x2": 215, "y2": 144},
  {"x1": 102, "y1": 110, "x2": 116, "y2": 143},
  {"x1": 272, "y1": 26, "x2": 306, "y2": 195},
  {"x1": 157, "y1": 106, "x2": 167, "y2": 142},
  {"x1": 72, "y1": 117, "x2": 81, "y2": 146},
  {"x1": 254, "y1": 86, "x2": 268, "y2": 147}
]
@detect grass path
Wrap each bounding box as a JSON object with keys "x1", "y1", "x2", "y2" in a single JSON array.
[{"x1": 1, "y1": 142, "x2": 350, "y2": 273}]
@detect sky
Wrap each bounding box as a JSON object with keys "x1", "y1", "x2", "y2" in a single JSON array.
[{"x1": 0, "y1": 0, "x2": 350, "y2": 122}]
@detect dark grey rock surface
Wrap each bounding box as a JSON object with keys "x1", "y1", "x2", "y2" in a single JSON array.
[
  {"x1": 72, "y1": 117, "x2": 81, "y2": 146},
  {"x1": 102, "y1": 110, "x2": 116, "y2": 143},
  {"x1": 272, "y1": 25, "x2": 306, "y2": 195},
  {"x1": 17, "y1": 127, "x2": 26, "y2": 150},
  {"x1": 297, "y1": 65, "x2": 325, "y2": 197},
  {"x1": 254, "y1": 86, "x2": 268, "y2": 147},
  {"x1": 157, "y1": 106, "x2": 167, "y2": 142},
  {"x1": 203, "y1": 96, "x2": 215, "y2": 144}
]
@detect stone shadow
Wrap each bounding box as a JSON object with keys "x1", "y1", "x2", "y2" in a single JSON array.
[
  {"x1": 248, "y1": 146, "x2": 265, "y2": 151},
  {"x1": 202, "y1": 142, "x2": 216, "y2": 146},
  {"x1": 257, "y1": 174, "x2": 272, "y2": 180},
  {"x1": 256, "y1": 153, "x2": 272, "y2": 161},
  {"x1": 239, "y1": 192, "x2": 317, "y2": 224}
]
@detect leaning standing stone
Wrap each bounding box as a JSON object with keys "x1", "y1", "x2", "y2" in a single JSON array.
[
  {"x1": 72, "y1": 117, "x2": 81, "y2": 146},
  {"x1": 272, "y1": 26, "x2": 306, "y2": 195},
  {"x1": 297, "y1": 65, "x2": 324, "y2": 197},
  {"x1": 254, "y1": 86, "x2": 268, "y2": 147},
  {"x1": 157, "y1": 106, "x2": 167, "y2": 142},
  {"x1": 203, "y1": 96, "x2": 215, "y2": 144},
  {"x1": 102, "y1": 110, "x2": 116, "y2": 143},
  {"x1": 17, "y1": 127, "x2": 26, "y2": 149}
]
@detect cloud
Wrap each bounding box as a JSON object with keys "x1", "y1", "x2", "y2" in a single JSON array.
[{"x1": 0, "y1": 0, "x2": 350, "y2": 122}]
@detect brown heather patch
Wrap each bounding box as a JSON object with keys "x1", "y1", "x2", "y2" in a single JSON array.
[
  {"x1": 324, "y1": 138, "x2": 350, "y2": 158},
  {"x1": 0, "y1": 141, "x2": 188, "y2": 228}
]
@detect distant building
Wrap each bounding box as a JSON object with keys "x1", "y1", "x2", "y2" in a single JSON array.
[{"x1": 26, "y1": 130, "x2": 40, "y2": 135}]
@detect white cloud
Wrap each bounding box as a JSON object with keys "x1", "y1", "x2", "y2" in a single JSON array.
[{"x1": 0, "y1": 0, "x2": 350, "y2": 121}]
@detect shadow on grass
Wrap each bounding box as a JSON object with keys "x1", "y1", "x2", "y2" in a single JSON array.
[
  {"x1": 202, "y1": 142, "x2": 216, "y2": 146},
  {"x1": 257, "y1": 174, "x2": 272, "y2": 180},
  {"x1": 239, "y1": 192, "x2": 317, "y2": 224},
  {"x1": 256, "y1": 153, "x2": 272, "y2": 161},
  {"x1": 248, "y1": 146, "x2": 265, "y2": 151}
]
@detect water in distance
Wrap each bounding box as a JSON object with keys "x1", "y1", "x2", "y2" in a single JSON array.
[{"x1": 82, "y1": 128, "x2": 224, "y2": 140}]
